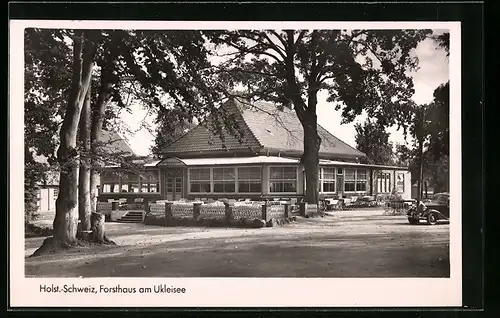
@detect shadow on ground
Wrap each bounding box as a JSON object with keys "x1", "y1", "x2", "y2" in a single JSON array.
[{"x1": 25, "y1": 214, "x2": 450, "y2": 278}]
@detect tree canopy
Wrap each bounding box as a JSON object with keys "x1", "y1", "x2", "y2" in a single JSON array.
[
  {"x1": 355, "y1": 119, "x2": 395, "y2": 165},
  {"x1": 204, "y1": 29, "x2": 432, "y2": 202}
]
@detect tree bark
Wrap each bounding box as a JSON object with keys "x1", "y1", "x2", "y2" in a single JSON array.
[
  {"x1": 283, "y1": 30, "x2": 322, "y2": 204},
  {"x1": 302, "y1": 114, "x2": 321, "y2": 204},
  {"x1": 90, "y1": 212, "x2": 105, "y2": 243},
  {"x1": 77, "y1": 88, "x2": 92, "y2": 236},
  {"x1": 90, "y1": 77, "x2": 112, "y2": 214},
  {"x1": 52, "y1": 31, "x2": 95, "y2": 246}
]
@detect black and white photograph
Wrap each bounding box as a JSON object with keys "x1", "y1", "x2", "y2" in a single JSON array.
[{"x1": 10, "y1": 18, "x2": 462, "y2": 307}]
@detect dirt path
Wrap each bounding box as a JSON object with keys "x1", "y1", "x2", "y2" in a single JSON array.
[{"x1": 25, "y1": 209, "x2": 449, "y2": 277}]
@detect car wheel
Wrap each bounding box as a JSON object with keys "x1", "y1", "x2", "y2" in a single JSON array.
[
  {"x1": 408, "y1": 217, "x2": 419, "y2": 225},
  {"x1": 427, "y1": 213, "x2": 438, "y2": 225}
]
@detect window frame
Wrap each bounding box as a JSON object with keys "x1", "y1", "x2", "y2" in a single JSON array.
[
  {"x1": 237, "y1": 166, "x2": 262, "y2": 193},
  {"x1": 319, "y1": 167, "x2": 337, "y2": 194},
  {"x1": 213, "y1": 167, "x2": 236, "y2": 193},
  {"x1": 100, "y1": 169, "x2": 161, "y2": 194},
  {"x1": 268, "y1": 165, "x2": 299, "y2": 194},
  {"x1": 396, "y1": 172, "x2": 405, "y2": 193},
  {"x1": 344, "y1": 168, "x2": 369, "y2": 194},
  {"x1": 188, "y1": 166, "x2": 264, "y2": 195},
  {"x1": 377, "y1": 172, "x2": 392, "y2": 194},
  {"x1": 188, "y1": 167, "x2": 212, "y2": 194}
]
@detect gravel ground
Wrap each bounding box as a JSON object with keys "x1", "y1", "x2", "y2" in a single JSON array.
[{"x1": 25, "y1": 208, "x2": 449, "y2": 277}]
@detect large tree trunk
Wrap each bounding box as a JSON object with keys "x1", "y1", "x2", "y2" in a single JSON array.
[
  {"x1": 77, "y1": 88, "x2": 92, "y2": 236},
  {"x1": 283, "y1": 30, "x2": 322, "y2": 205},
  {"x1": 51, "y1": 31, "x2": 95, "y2": 247},
  {"x1": 91, "y1": 212, "x2": 105, "y2": 243},
  {"x1": 302, "y1": 115, "x2": 321, "y2": 204},
  {"x1": 90, "y1": 78, "x2": 112, "y2": 214}
]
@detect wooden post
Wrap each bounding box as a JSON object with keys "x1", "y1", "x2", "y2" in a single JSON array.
[
  {"x1": 90, "y1": 212, "x2": 105, "y2": 243},
  {"x1": 224, "y1": 202, "x2": 234, "y2": 222},
  {"x1": 299, "y1": 202, "x2": 306, "y2": 217},
  {"x1": 164, "y1": 202, "x2": 173, "y2": 226},
  {"x1": 110, "y1": 201, "x2": 119, "y2": 222},
  {"x1": 193, "y1": 202, "x2": 202, "y2": 220},
  {"x1": 261, "y1": 203, "x2": 268, "y2": 221},
  {"x1": 142, "y1": 201, "x2": 149, "y2": 222}
]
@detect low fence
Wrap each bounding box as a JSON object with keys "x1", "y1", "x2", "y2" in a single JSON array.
[
  {"x1": 146, "y1": 200, "x2": 292, "y2": 227},
  {"x1": 383, "y1": 200, "x2": 415, "y2": 215},
  {"x1": 232, "y1": 201, "x2": 264, "y2": 220},
  {"x1": 172, "y1": 203, "x2": 194, "y2": 218}
]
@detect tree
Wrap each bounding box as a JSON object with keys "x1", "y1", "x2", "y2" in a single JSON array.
[
  {"x1": 151, "y1": 108, "x2": 197, "y2": 157},
  {"x1": 206, "y1": 29, "x2": 431, "y2": 203},
  {"x1": 427, "y1": 81, "x2": 449, "y2": 160},
  {"x1": 392, "y1": 32, "x2": 450, "y2": 199},
  {"x1": 29, "y1": 28, "x2": 229, "y2": 254},
  {"x1": 24, "y1": 28, "x2": 72, "y2": 222},
  {"x1": 354, "y1": 119, "x2": 395, "y2": 165},
  {"x1": 51, "y1": 30, "x2": 97, "y2": 248},
  {"x1": 428, "y1": 32, "x2": 449, "y2": 160}
]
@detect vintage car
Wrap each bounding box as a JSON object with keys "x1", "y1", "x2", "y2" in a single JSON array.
[{"x1": 407, "y1": 192, "x2": 450, "y2": 225}]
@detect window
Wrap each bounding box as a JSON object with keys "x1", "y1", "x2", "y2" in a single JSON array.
[
  {"x1": 189, "y1": 168, "x2": 211, "y2": 193},
  {"x1": 175, "y1": 178, "x2": 183, "y2": 193},
  {"x1": 120, "y1": 173, "x2": 137, "y2": 193},
  {"x1": 238, "y1": 167, "x2": 262, "y2": 193},
  {"x1": 320, "y1": 167, "x2": 336, "y2": 193},
  {"x1": 103, "y1": 183, "x2": 117, "y2": 193},
  {"x1": 377, "y1": 173, "x2": 392, "y2": 193},
  {"x1": 140, "y1": 171, "x2": 160, "y2": 193},
  {"x1": 213, "y1": 167, "x2": 236, "y2": 193},
  {"x1": 345, "y1": 168, "x2": 368, "y2": 192},
  {"x1": 102, "y1": 171, "x2": 121, "y2": 193},
  {"x1": 102, "y1": 170, "x2": 160, "y2": 193},
  {"x1": 356, "y1": 169, "x2": 367, "y2": 192},
  {"x1": 269, "y1": 166, "x2": 297, "y2": 193},
  {"x1": 396, "y1": 173, "x2": 405, "y2": 193},
  {"x1": 129, "y1": 183, "x2": 140, "y2": 193},
  {"x1": 53, "y1": 188, "x2": 58, "y2": 198}
]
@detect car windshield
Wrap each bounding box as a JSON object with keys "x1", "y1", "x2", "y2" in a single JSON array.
[{"x1": 432, "y1": 194, "x2": 449, "y2": 203}]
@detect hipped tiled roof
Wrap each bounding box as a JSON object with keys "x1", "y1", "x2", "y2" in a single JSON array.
[
  {"x1": 161, "y1": 99, "x2": 366, "y2": 159},
  {"x1": 99, "y1": 130, "x2": 135, "y2": 156}
]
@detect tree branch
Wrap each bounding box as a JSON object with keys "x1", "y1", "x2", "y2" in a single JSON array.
[{"x1": 294, "y1": 30, "x2": 307, "y2": 47}]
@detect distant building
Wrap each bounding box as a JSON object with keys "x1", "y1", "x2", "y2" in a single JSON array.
[
  {"x1": 98, "y1": 99, "x2": 412, "y2": 204},
  {"x1": 34, "y1": 130, "x2": 135, "y2": 213}
]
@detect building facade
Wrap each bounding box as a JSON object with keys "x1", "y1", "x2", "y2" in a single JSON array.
[{"x1": 98, "y1": 100, "x2": 412, "y2": 203}]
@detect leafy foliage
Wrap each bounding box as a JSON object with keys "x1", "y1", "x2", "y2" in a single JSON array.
[
  {"x1": 150, "y1": 108, "x2": 197, "y2": 157},
  {"x1": 205, "y1": 30, "x2": 430, "y2": 128},
  {"x1": 354, "y1": 119, "x2": 395, "y2": 165},
  {"x1": 203, "y1": 29, "x2": 431, "y2": 202},
  {"x1": 427, "y1": 82, "x2": 449, "y2": 159}
]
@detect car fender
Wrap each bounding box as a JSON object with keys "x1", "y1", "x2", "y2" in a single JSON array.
[{"x1": 425, "y1": 209, "x2": 448, "y2": 220}]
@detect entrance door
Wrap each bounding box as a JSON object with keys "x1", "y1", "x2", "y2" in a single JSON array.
[{"x1": 166, "y1": 176, "x2": 183, "y2": 201}]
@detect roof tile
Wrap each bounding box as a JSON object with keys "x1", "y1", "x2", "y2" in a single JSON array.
[{"x1": 161, "y1": 99, "x2": 366, "y2": 159}]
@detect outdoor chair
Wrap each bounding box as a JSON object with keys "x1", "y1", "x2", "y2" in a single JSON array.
[
  {"x1": 350, "y1": 196, "x2": 358, "y2": 208},
  {"x1": 343, "y1": 198, "x2": 352, "y2": 210},
  {"x1": 324, "y1": 198, "x2": 340, "y2": 211}
]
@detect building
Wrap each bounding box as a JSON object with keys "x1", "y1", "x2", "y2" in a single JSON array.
[
  {"x1": 98, "y1": 99, "x2": 411, "y2": 204},
  {"x1": 35, "y1": 130, "x2": 135, "y2": 213}
]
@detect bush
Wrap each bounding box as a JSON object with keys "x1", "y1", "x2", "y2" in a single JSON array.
[{"x1": 25, "y1": 222, "x2": 53, "y2": 238}]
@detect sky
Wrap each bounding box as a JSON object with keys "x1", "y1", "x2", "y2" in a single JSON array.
[{"x1": 119, "y1": 33, "x2": 449, "y2": 156}]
